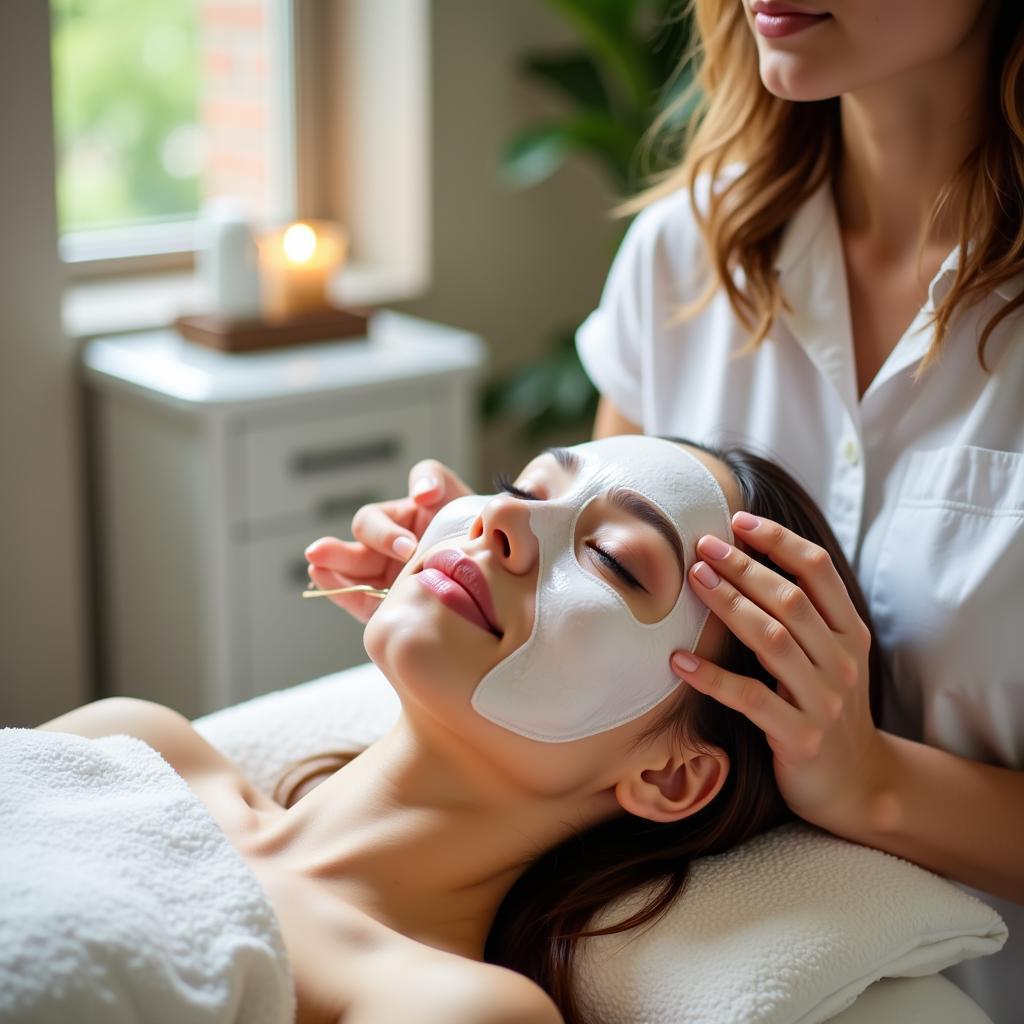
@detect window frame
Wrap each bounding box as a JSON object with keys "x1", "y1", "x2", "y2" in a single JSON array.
[{"x1": 60, "y1": 0, "x2": 431, "y2": 336}]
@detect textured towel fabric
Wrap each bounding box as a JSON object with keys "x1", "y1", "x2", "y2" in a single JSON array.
[
  {"x1": 196, "y1": 664, "x2": 1008, "y2": 1024},
  {"x1": 574, "y1": 823, "x2": 1007, "y2": 1024},
  {"x1": 0, "y1": 728, "x2": 295, "y2": 1024}
]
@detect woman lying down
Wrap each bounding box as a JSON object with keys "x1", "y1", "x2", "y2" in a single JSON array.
[{"x1": 10, "y1": 435, "x2": 879, "y2": 1024}]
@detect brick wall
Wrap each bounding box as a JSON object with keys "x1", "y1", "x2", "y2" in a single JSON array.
[{"x1": 199, "y1": 0, "x2": 274, "y2": 219}]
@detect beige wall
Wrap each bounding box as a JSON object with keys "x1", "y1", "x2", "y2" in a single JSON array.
[
  {"x1": 0, "y1": 3, "x2": 91, "y2": 725},
  {"x1": 395, "y1": 0, "x2": 618, "y2": 482}
]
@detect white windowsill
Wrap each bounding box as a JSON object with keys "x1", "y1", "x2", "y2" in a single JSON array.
[{"x1": 62, "y1": 260, "x2": 428, "y2": 341}]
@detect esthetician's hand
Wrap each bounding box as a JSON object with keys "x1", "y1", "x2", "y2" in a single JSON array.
[
  {"x1": 304, "y1": 459, "x2": 474, "y2": 622},
  {"x1": 669, "y1": 512, "x2": 885, "y2": 837}
]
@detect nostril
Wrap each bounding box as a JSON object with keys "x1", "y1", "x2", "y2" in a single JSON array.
[{"x1": 494, "y1": 529, "x2": 511, "y2": 558}]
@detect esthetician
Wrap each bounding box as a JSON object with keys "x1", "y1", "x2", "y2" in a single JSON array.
[{"x1": 304, "y1": 2, "x2": 1024, "y2": 1018}]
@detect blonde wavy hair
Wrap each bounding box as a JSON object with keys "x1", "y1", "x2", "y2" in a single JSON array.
[{"x1": 623, "y1": 0, "x2": 1024, "y2": 372}]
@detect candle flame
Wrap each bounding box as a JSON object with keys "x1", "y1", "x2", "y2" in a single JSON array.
[{"x1": 282, "y1": 222, "x2": 317, "y2": 264}]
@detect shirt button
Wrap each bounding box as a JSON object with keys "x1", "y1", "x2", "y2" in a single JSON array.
[{"x1": 842, "y1": 438, "x2": 860, "y2": 466}]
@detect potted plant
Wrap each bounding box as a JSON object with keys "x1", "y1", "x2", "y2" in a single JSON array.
[{"x1": 485, "y1": 0, "x2": 697, "y2": 440}]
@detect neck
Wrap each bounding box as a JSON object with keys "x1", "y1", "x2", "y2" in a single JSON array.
[
  {"x1": 833, "y1": 4, "x2": 998, "y2": 261},
  {"x1": 251, "y1": 714, "x2": 618, "y2": 961}
]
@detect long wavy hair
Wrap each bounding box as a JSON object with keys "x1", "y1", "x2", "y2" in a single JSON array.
[
  {"x1": 275, "y1": 442, "x2": 883, "y2": 1024},
  {"x1": 621, "y1": 0, "x2": 1024, "y2": 373}
]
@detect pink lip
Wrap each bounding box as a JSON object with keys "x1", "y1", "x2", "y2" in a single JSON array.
[
  {"x1": 751, "y1": 1, "x2": 829, "y2": 37},
  {"x1": 419, "y1": 549, "x2": 503, "y2": 638}
]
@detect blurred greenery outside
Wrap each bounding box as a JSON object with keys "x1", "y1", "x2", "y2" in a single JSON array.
[
  {"x1": 51, "y1": 0, "x2": 201, "y2": 233},
  {"x1": 487, "y1": 0, "x2": 697, "y2": 440}
]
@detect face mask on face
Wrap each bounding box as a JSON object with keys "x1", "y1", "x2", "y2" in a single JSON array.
[{"x1": 415, "y1": 436, "x2": 734, "y2": 743}]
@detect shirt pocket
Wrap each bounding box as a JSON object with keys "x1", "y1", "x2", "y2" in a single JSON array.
[{"x1": 869, "y1": 445, "x2": 1024, "y2": 768}]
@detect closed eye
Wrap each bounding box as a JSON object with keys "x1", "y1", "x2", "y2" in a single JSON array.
[{"x1": 494, "y1": 474, "x2": 645, "y2": 591}]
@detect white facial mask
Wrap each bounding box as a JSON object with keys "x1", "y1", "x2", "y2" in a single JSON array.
[{"x1": 415, "y1": 436, "x2": 733, "y2": 742}]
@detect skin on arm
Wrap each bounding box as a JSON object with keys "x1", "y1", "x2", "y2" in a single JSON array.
[
  {"x1": 592, "y1": 396, "x2": 641, "y2": 440},
  {"x1": 37, "y1": 697, "x2": 245, "y2": 783},
  {"x1": 673, "y1": 514, "x2": 1024, "y2": 904}
]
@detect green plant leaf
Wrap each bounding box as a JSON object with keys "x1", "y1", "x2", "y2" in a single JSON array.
[
  {"x1": 545, "y1": 0, "x2": 655, "y2": 110},
  {"x1": 521, "y1": 51, "x2": 611, "y2": 113},
  {"x1": 500, "y1": 113, "x2": 637, "y2": 189}
]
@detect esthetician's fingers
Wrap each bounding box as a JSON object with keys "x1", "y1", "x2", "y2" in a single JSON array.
[
  {"x1": 670, "y1": 652, "x2": 813, "y2": 755},
  {"x1": 685, "y1": 560, "x2": 838, "y2": 722},
  {"x1": 305, "y1": 561, "x2": 381, "y2": 622},
  {"x1": 305, "y1": 534, "x2": 393, "y2": 582},
  {"x1": 350, "y1": 496, "x2": 429, "y2": 564},
  {"x1": 729, "y1": 512, "x2": 867, "y2": 638},
  {"x1": 406, "y1": 459, "x2": 473, "y2": 509},
  {"x1": 693, "y1": 533, "x2": 836, "y2": 670}
]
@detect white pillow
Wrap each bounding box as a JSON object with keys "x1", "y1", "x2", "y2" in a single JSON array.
[{"x1": 195, "y1": 664, "x2": 1007, "y2": 1024}]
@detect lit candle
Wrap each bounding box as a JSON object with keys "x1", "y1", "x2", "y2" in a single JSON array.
[{"x1": 258, "y1": 220, "x2": 347, "y2": 321}]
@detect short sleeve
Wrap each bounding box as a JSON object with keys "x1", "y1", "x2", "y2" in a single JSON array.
[
  {"x1": 575, "y1": 186, "x2": 705, "y2": 429},
  {"x1": 575, "y1": 211, "x2": 652, "y2": 426}
]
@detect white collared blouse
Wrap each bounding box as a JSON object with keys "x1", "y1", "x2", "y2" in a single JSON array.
[{"x1": 575, "y1": 176, "x2": 1024, "y2": 1019}]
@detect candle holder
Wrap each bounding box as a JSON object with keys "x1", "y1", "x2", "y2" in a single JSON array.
[
  {"x1": 176, "y1": 218, "x2": 371, "y2": 353},
  {"x1": 259, "y1": 220, "x2": 346, "y2": 321}
]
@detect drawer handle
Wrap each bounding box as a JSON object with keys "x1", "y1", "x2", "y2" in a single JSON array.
[{"x1": 290, "y1": 438, "x2": 400, "y2": 477}]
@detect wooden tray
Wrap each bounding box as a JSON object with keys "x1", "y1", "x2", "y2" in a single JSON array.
[{"x1": 174, "y1": 307, "x2": 372, "y2": 353}]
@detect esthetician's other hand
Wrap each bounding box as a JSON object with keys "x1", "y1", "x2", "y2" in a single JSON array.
[
  {"x1": 669, "y1": 512, "x2": 885, "y2": 838},
  {"x1": 304, "y1": 459, "x2": 474, "y2": 622}
]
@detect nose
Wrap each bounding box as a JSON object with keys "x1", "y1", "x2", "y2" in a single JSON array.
[{"x1": 472, "y1": 494, "x2": 539, "y2": 575}]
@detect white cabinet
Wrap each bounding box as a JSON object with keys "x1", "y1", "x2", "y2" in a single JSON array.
[{"x1": 82, "y1": 312, "x2": 486, "y2": 718}]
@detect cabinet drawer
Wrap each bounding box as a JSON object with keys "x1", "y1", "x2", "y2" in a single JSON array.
[
  {"x1": 239, "y1": 524, "x2": 374, "y2": 699},
  {"x1": 237, "y1": 403, "x2": 436, "y2": 526}
]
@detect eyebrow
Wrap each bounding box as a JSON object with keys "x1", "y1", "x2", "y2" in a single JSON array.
[
  {"x1": 545, "y1": 447, "x2": 687, "y2": 578},
  {"x1": 545, "y1": 446, "x2": 580, "y2": 473}
]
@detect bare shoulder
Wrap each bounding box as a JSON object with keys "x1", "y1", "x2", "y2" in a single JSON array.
[
  {"x1": 455, "y1": 961, "x2": 563, "y2": 1024},
  {"x1": 37, "y1": 697, "x2": 238, "y2": 780},
  {"x1": 362, "y1": 955, "x2": 563, "y2": 1024}
]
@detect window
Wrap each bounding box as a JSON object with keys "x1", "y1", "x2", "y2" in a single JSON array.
[
  {"x1": 55, "y1": 0, "x2": 431, "y2": 334},
  {"x1": 51, "y1": 0, "x2": 296, "y2": 268}
]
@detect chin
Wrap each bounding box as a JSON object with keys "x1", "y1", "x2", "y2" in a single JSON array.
[
  {"x1": 363, "y1": 588, "x2": 482, "y2": 711},
  {"x1": 758, "y1": 54, "x2": 845, "y2": 102}
]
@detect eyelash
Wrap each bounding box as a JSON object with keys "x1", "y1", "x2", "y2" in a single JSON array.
[{"x1": 493, "y1": 473, "x2": 645, "y2": 591}]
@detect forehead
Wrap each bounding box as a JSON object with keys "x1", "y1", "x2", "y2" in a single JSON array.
[{"x1": 544, "y1": 436, "x2": 735, "y2": 541}]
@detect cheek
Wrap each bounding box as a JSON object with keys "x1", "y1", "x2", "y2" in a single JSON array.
[{"x1": 752, "y1": 0, "x2": 988, "y2": 102}]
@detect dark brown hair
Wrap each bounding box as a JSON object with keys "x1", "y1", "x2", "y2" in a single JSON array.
[
  {"x1": 482, "y1": 439, "x2": 882, "y2": 1023},
  {"x1": 276, "y1": 441, "x2": 882, "y2": 1024}
]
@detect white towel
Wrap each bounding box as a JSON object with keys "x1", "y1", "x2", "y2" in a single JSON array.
[
  {"x1": 0, "y1": 728, "x2": 295, "y2": 1024},
  {"x1": 575, "y1": 822, "x2": 1008, "y2": 1024}
]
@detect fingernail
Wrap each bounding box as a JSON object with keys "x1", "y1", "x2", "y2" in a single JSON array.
[
  {"x1": 692, "y1": 561, "x2": 721, "y2": 589},
  {"x1": 393, "y1": 536, "x2": 416, "y2": 559},
  {"x1": 412, "y1": 476, "x2": 438, "y2": 499},
  {"x1": 673, "y1": 652, "x2": 700, "y2": 674},
  {"x1": 699, "y1": 535, "x2": 731, "y2": 560},
  {"x1": 733, "y1": 511, "x2": 759, "y2": 531}
]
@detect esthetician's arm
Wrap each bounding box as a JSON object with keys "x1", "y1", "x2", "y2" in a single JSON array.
[{"x1": 669, "y1": 515, "x2": 1024, "y2": 905}]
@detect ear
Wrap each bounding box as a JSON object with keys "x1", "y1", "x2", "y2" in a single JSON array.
[{"x1": 614, "y1": 746, "x2": 729, "y2": 824}]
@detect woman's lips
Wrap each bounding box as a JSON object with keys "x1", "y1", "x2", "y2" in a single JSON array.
[
  {"x1": 751, "y1": 2, "x2": 829, "y2": 37},
  {"x1": 418, "y1": 550, "x2": 503, "y2": 638}
]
